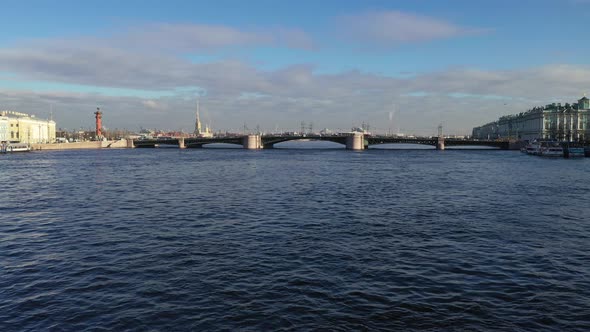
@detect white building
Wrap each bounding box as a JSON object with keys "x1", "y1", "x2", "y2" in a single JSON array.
[
  {"x1": 0, "y1": 115, "x2": 9, "y2": 142},
  {"x1": 473, "y1": 96, "x2": 590, "y2": 141},
  {"x1": 0, "y1": 111, "x2": 56, "y2": 143}
]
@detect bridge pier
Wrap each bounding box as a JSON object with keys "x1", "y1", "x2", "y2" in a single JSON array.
[
  {"x1": 243, "y1": 135, "x2": 262, "y2": 149},
  {"x1": 127, "y1": 139, "x2": 135, "y2": 148},
  {"x1": 436, "y1": 137, "x2": 445, "y2": 150},
  {"x1": 178, "y1": 137, "x2": 185, "y2": 149},
  {"x1": 346, "y1": 133, "x2": 365, "y2": 150}
]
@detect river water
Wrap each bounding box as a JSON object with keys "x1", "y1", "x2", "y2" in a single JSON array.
[{"x1": 1, "y1": 146, "x2": 589, "y2": 331}]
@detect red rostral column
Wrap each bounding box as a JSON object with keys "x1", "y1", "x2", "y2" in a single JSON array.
[{"x1": 94, "y1": 107, "x2": 103, "y2": 138}]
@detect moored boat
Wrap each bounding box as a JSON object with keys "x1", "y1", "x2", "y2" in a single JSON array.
[
  {"x1": 525, "y1": 141, "x2": 542, "y2": 155},
  {"x1": 539, "y1": 141, "x2": 563, "y2": 157},
  {"x1": 563, "y1": 143, "x2": 585, "y2": 158},
  {"x1": 1, "y1": 142, "x2": 31, "y2": 153},
  {"x1": 523, "y1": 140, "x2": 566, "y2": 157},
  {"x1": 567, "y1": 147, "x2": 585, "y2": 158}
]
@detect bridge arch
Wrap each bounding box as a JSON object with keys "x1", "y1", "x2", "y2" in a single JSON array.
[
  {"x1": 262, "y1": 136, "x2": 347, "y2": 149},
  {"x1": 133, "y1": 138, "x2": 180, "y2": 148},
  {"x1": 271, "y1": 139, "x2": 345, "y2": 149},
  {"x1": 186, "y1": 142, "x2": 243, "y2": 149},
  {"x1": 184, "y1": 137, "x2": 245, "y2": 148},
  {"x1": 368, "y1": 142, "x2": 436, "y2": 149},
  {"x1": 444, "y1": 140, "x2": 509, "y2": 149}
]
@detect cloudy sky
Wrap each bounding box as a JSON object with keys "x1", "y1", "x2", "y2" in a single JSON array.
[{"x1": 1, "y1": 0, "x2": 590, "y2": 135}]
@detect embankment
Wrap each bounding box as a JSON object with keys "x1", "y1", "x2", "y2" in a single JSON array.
[{"x1": 31, "y1": 139, "x2": 132, "y2": 150}]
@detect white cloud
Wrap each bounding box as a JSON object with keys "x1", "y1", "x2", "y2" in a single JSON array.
[
  {"x1": 107, "y1": 23, "x2": 314, "y2": 52},
  {"x1": 336, "y1": 10, "x2": 488, "y2": 45},
  {"x1": 142, "y1": 100, "x2": 161, "y2": 109},
  {"x1": 2, "y1": 46, "x2": 589, "y2": 135},
  {"x1": 126, "y1": 23, "x2": 271, "y2": 50},
  {"x1": 1, "y1": 20, "x2": 588, "y2": 135}
]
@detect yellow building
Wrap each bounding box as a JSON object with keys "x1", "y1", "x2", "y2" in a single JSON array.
[
  {"x1": 0, "y1": 111, "x2": 56, "y2": 143},
  {"x1": 0, "y1": 115, "x2": 9, "y2": 142}
]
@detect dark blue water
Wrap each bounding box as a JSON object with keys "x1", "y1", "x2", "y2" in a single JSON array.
[{"x1": 1, "y1": 147, "x2": 589, "y2": 331}]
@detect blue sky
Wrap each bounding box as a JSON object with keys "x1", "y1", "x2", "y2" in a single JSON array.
[
  {"x1": 4, "y1": 0, "x2": 588, "y2": 71},
  {"x1": 1, "y1": 0, "x2": 589, "y2": 133}
]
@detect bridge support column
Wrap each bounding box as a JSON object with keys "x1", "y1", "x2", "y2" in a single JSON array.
[
  {"x1": 127, "y1": 139, "x2": 135, "y2": 148},
  {"x1": 346, "y1": 133, "x2": 365, "y2": 150},
  {"x1": 436, "y1": 137, "x2": 445, "y2": 150},
  {"x1": 178, "y1": 137, "x2": 185, "y2": 149},
  {"x1": 243, "y1": 135, "x2": 262, "y2": 149}
]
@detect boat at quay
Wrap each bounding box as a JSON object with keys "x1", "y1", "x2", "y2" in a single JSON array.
[
  {"x1": 0, "y1": 142, "x2": 31, "y2": 153},
  {"x1": 523, "y1": 140, "x2": 590, "y2": 158},
  {"x1": 540, "y1": 141, "x2": 564, "y2": 157},
  {"x1": 563, "y1": 144, "x2": 585, "y2": 158},
  {"x1": 524, "y1": 140, "x2": 564, "y2": 157},
  {"x1": 524, "y1": 141, "x2": 542, "y2": 155}
]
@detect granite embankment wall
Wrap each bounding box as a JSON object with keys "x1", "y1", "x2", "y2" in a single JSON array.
[{"x1": 31, "y1": 139, "x2": 132, "y2": 150}]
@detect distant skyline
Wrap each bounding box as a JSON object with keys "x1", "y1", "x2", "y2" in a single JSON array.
[{"x1": 1, "y1": 0, "x2": 590, "y2": 135}]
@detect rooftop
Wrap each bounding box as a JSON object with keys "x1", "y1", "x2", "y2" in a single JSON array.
[
  {"x1": 1, "y1": 110, "x2": 33, "y2": 118},
  {"x1": 0, "y1": 110, "x2": 55, "y2": 123}
]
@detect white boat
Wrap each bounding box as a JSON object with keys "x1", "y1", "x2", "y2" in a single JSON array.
[
  {"x1": 524, "y1": 140, "x2": 564, "y2": 157},
  {"x1": 539, "y1": 141, "x2": 563, "y2": 157},
  {"x1": 525, "y1": 141, "x2": 542, "y2": 155},
  {"x1": 1, "y1": 142, "x2": 31, "y2": 153}
]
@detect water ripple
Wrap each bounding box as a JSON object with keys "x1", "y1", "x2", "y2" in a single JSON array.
[{"x1": 1, "y1": 149, "x2": 589, "y2": 331}]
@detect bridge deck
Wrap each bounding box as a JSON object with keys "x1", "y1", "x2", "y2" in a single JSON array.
[{"x1": 133, "y1": 136, "x2": 510, "y2": 149}]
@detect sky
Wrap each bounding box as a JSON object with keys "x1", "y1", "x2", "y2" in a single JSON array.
[{"x1": 1, "y1": 0, "x2": 590, "y2": 135}]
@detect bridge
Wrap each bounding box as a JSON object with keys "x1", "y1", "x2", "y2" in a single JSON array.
[
  {"x1": 366, "y1": 136, "x2": 510, "y2": 149},
  {"x1": 133, "y1": 134, "x2": 511, "y2": 150}
]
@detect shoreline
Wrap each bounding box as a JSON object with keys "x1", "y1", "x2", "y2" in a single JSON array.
[{"x1": 31, "y1": 139, "x2": 132, "y2": 150}]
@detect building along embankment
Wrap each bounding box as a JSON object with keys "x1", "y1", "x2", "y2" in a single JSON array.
[{"x1": 31, "y1": 139, "x2": 132, "y2": 150}]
